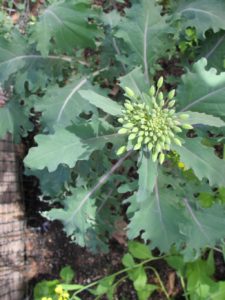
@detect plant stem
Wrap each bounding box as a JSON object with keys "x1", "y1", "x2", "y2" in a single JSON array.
[
  {"x1": 145, "y1": 266, "x2": 170, "y2": 300},
  {"x1": 179, "y1": 274, "x2": 189, "y2": 300},
  {"x1": 70, "y1": 255, "x2": 167, "y2": 299}
]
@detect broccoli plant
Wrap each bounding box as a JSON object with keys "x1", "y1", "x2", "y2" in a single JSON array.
[{"x1": 1, "y1": 0, "x2": 225, "y2": 261}]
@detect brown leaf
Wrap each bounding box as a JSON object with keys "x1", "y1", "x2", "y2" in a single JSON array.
[
  {"x1": 167, "y1": 272, "x2": 177, "y2": 296},
  {"x1": 112, "y1": 218, "x2": 127, "y2": 245}
]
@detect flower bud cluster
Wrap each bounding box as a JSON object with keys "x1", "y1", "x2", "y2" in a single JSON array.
[
  {"x1": 54, "y1": 285, "x2": 70, "y2": 300},
  {"x1": 117, "y1": 77, "x2": 193, "y2": 164}
]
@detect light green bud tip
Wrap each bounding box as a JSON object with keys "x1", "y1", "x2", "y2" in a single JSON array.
[
  {"x1": 168, "y1": 100, "x2": 176, "y2": 108},
  {"x1": 174, "y1": 138, "x2": 182, "y2": 146},
  {"x1": 134, "y1": 143, "x2": 142, "y2": 151},
  {"x1": 159, "y1": 152, "x2": 165, "y2": 164},
  {"x1": 157, "y1": 76, "x2": 164, "y2": 89},
  {"x1": 124, "y1": 103, "x2": 134, "y2": 111},
  {"x1": 124, "y1": 123, "x2": 134, "y2": 129},
  {"x1": 152, "y1": 152, "x2": 158, "y2": 162},
  {"x1": 182, "y1": 123, "x2": 193, "y2": 130},
  {"x1": 149, "y1": 85, "x2": 155, "y2": 97},
  {"x1": 118, "y1": 128, "x2": 128, "y2": 134},
  {"x1": 179, "y1": 113, "x2": 189, "y2": 120},
  {"x1": 124, "y1": 87, "x2": 135, "y2": 98},
  {"x1": 117, "y1": 146, "x2": 127, "y2": 155},
  {"x1": 128, "y1": 133, "x2": 137, "y2": 140},
  {"x1": 168, "y1": 89, "x2": 176, "y2": 100},
  {"x1": 158, "y1": 91, "x2": 164, "y2": 102}
]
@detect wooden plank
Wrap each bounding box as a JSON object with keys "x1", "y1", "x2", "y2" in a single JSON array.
[{"x1": 0, "y1": 135, "x2": 25, "y2": 300}]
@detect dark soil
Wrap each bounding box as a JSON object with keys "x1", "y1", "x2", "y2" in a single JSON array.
[
  {"x1": 22, "y1": 166, "x2": 225, "y2": 300},
  {"x1": 23, "y1": 170, "x2": 184, "y2": 300}
]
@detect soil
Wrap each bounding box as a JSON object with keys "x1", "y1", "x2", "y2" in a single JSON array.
[
  {"x1": 23, "y1": 169, "x2": 184, "y2": 300},
  {"x1": 22, "y1": 146, "x2": 225, "y2": 300}
]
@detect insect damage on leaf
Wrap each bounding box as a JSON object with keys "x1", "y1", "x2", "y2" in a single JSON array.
[{"x1": 116, "y1": 77, "x2": 193, "y2": 164}]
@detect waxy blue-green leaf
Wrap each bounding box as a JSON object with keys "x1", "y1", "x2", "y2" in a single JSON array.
[
  {"x1": 24, "y1": 128, "x2": 84, "y2": 171},
  {"x1": 0, "y1": 99, "x2": 33, "y2": 142},
  {"x1": 79, "y1": 90, "x2": 122, "y2": 116},
  {"x1": 177, "y1": 58, "x2": 225, "y2": 117},
  {"x1": 198, "y1": 31, "x2": 225, "y2": 72},
  {"x1": 172, "y1": 138, "x2": 225, "y2": 187},
  {"x1": 181, "y1": 200, "x2": 225, "y2": 258},
  {"x1": 25, "y1": 165, "x2": 70, "y2": 197},
  {"x1": 115, "y1": 0, "x2": 172, "y2": 80},
  {"x1": 0, "y1": 33, "x2": 70, "y2": 87},
  {"x1": 24, "y1": 123, "x2": 120, "y2": 172},
  {"x1": 44, "y1": 187, "x2": 96, "y2": 247},
  {"x1": 33, "y1": 0, "x2": 99, "y2": 56},
  {"x1": 119, "y1": 67, "x2": 149, "y2": 97},
  {"x1": 137, "y1": 151, "x2": 158, "y2": 202},
  {"x1": 173, "y1": 0, "x2": 225, "y2": 37},
  {"x1": 178, "y1": 111, "x2": 225, "y2": 127},
  {"x1": 0, "y1": 34, "x2": 26, "y2": 83},
  {"x1": 128, "y1": 189, "x2": 184, "y2": 252},
  {"x1": 35, "y1": 77, "x2": 95, "y2": 131}
]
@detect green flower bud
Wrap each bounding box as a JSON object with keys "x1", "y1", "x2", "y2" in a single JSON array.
[
  {"x1": 124, "y1": 87, "x2": 135, "y2": 98},
  {"x1": 152, "y1": 97, "x2": 157, "y2": 107},
  {"x1": 118, "y1": 118, "x2": 124, "y2": 123},
  {"x1": 173, "y1": 126, "x2": 182, "y2": 133},
  {"x1": 139, "y1": 112, "x2": 146, "y2": 118},
  {"x1": 159, "y1": 152, "x2": 165, "y2": 164},
  {"x1": 148, "y1": 143, "x2": 153, "y2": 150},
  {"x1": 182, "y1": 124, "x2": 193, "y2": 130},
  {"x1": 169, "y1": 109, "x2": 175, "y2": 115},
  {"x1": 118, "y1": 128, "x2": 128, "y2": 134},
  {"x1": 173, "y1": 120, "x2": 181, "y2": 125},
  {"x1": 157, "y1": 131, "x2": 162, "y2": 137},
  {"x1": 152, "y1": 152, "x2": 158, "y2": 162},
  {"x1": 139, "y1": 131, "x2": 145, "y2": 136},
  {"x1": 137, "y1": 135, "x2": 143, "y2": 142},
  {"x1": 168, "y1": 100, "x2": 176, "y2": 108},
  {"x1": 124, "y1": 123, "x2": 134, "y2": 129},
  {"x1": 174, "y1": 138, "x2": 182, "y2": 146},
  {"x1": 117, "y1": 146, "x2": 127, "y2": 155},
  {"x1": 161, "y1": 135, "x2": 166, "y2": 142},
  {"x1": 134, "y1": 143, "x2": 142, "y2": 150},
  {"x1": 165, "y1": 137, "x2": 171, "y2": 144},
  {"x1": 168, "y1": 89, "x2": 176, "y2": 100},
  {"x1": 160, "y1": 99, "x2": 165, "y2": 107},
  {"x1": 168, "y1": 131, "x2": 174, "y2": 138},
  {"x1": 157, "y1": 76, "x2": 164, "y2": 89},
  {"x1": 118, "y1": 79, "x2": 187, "y2": 162},
  {"x1": 124, "y1": 103, "x2": 134, "y2": 111},
  {"x1": 134, "y1": 115, "x2": 141, "y2": 121},
  {"x1": 144, "y1": 137, "x2": 151, "y2": 144},
  {"x1": 179, "y1": 114, "x2": 189, "y2": 120},
  {"x1": 149, "y1": 85, "x2": 156, "y2": 97},
  {"x1": 158, "y1": 92, "x2": 164, "y2": 102},
  {"x1": 165, "y1": 144, "x2": 170, "y2": 151},
  {"x1": 128, "y1": 133, "x2": 137, "y2": 140},
  {"x1": 132, "y1": 127, "x2": 139, "y2": 133},
  {"x1": 138, "y1": 103, "x2": 145, "y2": 109}
]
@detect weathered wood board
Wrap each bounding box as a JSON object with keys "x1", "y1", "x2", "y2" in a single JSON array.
[{"x1": 0, "y1": 135, "x2": 25, "y2": 300}]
